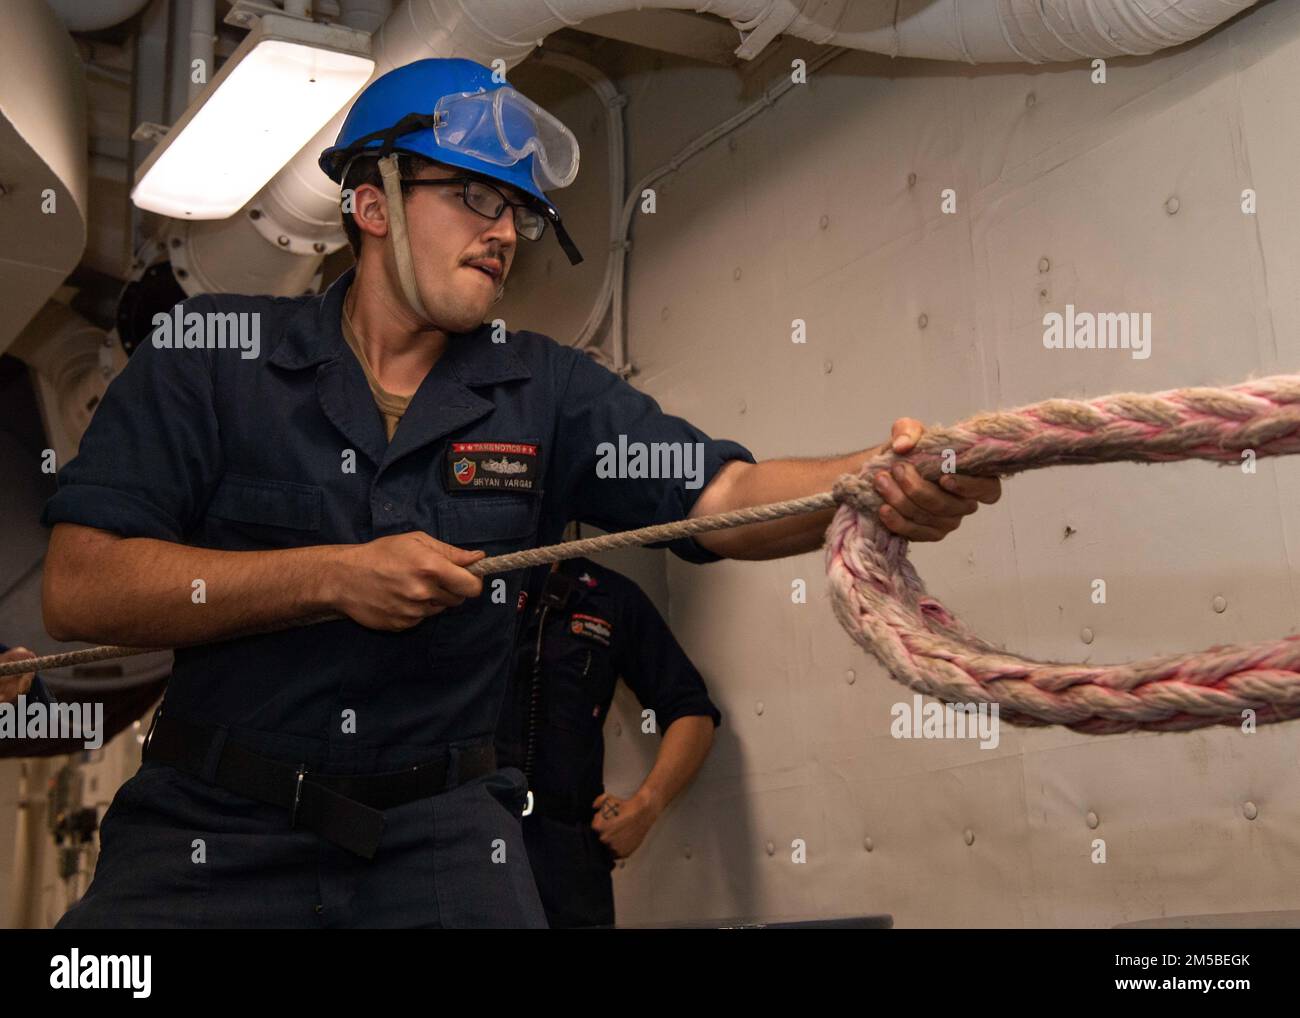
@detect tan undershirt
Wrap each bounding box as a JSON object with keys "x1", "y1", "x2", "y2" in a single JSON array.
[{"x1": 341, "y1": 302, "x2": 411, "y2": 441}]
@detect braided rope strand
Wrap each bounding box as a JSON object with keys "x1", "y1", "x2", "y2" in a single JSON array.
[
  {"x1": 0, "y1": 492, "x2": 836, "y2": 678},
  {"x1": 826, "y1": 372, "x2": 1300, "y2": 733}
]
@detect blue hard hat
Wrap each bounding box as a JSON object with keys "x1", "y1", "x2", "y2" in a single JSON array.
[{"x1": 320, "y1": 58, "x2": 583, "y2": 265}]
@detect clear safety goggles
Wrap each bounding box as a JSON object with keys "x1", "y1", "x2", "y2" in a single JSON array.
[{"x1": 432, "y1": 87, "x2": 580, "y2": 192}]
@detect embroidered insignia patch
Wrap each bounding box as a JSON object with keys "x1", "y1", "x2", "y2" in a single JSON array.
[{"x1": 445, "y1": 441, "x2": 540, "y2": 493}]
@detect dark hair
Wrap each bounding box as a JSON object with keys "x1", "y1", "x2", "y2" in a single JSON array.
[{"x1": 339, "y1": 151, "x2": 438, "y2": 258}]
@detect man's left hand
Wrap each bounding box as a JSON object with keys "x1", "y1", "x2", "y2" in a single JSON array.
[
  {"x1": 872, "y1": 418, "x2": 1002, "y2": 542},
  {"x1": 590, "y1": 790, "x2": 660, "y2": 860},
  {"x1": 0, "y1": 648, "x2": 36, "y2": 704}
]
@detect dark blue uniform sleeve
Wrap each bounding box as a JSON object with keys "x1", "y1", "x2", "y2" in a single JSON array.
[
  {"x1": 614, "y1": 580, "x2": 721, "y2": 733},
  {"x1": 41, "y1": 296, "x2": 224, "y2": 541},
  {"x1": 554, "y1": 347, "x2": 756, "y2": 563}
]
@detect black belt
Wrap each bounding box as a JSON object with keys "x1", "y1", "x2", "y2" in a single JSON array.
[{"x1": 142, "y1": 709, "x2": 497, "y2": 859}]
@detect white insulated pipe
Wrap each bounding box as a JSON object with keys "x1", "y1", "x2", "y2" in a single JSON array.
[
  {"x1": 339, "y1": 0, "x2": 393, "y2": 33},
  {"x1": 188, "y1": 0, "x2": 1261, "y2": 292},
  {"x1": 46, "y1": 0, "x2": 153, "y2": 33},
  {"x1": 188, "y1": 0, "x2": 215, "y2": 103}
]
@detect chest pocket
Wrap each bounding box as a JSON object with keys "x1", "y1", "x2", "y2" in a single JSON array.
[
  {"x1": 427, "y1": 496, "x2": 540, "y2": 668},
  {"x1": 546, "y1": 639, "x2": 614, "y2": 735},
  {"x1": 205, "y1": 474, "x2": 323, "y2": 546},
  {"x1": 436, "y1": 495, "x2": 540, "y2": 554}
]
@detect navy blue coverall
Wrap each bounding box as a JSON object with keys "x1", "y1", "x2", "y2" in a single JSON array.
[
  {"x1": 42, "y1": 265, "x2": 754, "y2": 928},
  {"x1": 497, "y1": 556, "x2": 721, "y2": 928}
]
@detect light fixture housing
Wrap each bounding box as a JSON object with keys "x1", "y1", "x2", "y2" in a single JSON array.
[{"x1": 132, "y1": 13, "x2": 373, "y2": 219}]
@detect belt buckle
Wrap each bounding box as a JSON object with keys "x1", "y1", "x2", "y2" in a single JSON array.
[{"x1": 289, "y1": 766, "x2": 308, "y2": 828}]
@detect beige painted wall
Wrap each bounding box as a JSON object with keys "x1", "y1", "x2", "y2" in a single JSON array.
[{"x1": 503, "y1": 4, "x2": 1300, "y2": 927}]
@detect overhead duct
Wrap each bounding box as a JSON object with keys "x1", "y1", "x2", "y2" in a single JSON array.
[
  {"x1": 179, "y1": 0, "x2": 1262, "y2": 296},
  {"x1": 46, "y1": 0, "x2": 153, "y2": 34},
  {"x1": 0, "y1": 0, "x2": 88, "y2": 356}
]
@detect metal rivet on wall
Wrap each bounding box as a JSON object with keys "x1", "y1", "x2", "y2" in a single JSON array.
[
  {"x1": 823, "y1": 358, "x2": 834, "y2": 374},
  {"x1": 845, "y1": 669, "x2": 856, "y2": 685},
  {"x1": 1243, "y1": 801, "x2": 1259, "y2": 820},
  {"x1": 863, "y1": 836, "x2": 874, "y2": 852},
  {"x1": 1212, "y1": 595, "x2": 1227, "y2": 614},
  {"x1": 733, "y1": 267, "x2": 742, "y2": 281},
  {"x1": 1038, "y1": 257, "x2": 1051, "y2": 273},
  {"x1": 917, "y1": 313, "x2": 928, "y2": 329},
  {"x1": 907, "y1": 172, "x2": 917, "y2": 188},
  {"x1": 737, "y1": 398, "x2": 747, "y2": 415},
  {"x1": 1025, "y1": 91, "x2": 1036, "y2": 108},
  {"x1": 1165, "y1": 196, "x2": 1180, "y2": 215},
  {"x1": 963, "y1": 828, "x2": 975, "y2": 846},
  {"x1": 1080, "y1": 627, "x2": 1094, "y2": 645},
  {"x1": 1086, "y1": 811, "x2": 1099, "y2": 830},
  {"x1": 765, "y1": 841, "x2": 775, "y2": 856},
  {"x1": 819, "y1": 213, "x2": 829, "y2": 230},
  {"x1": 755, "y1": 701, "x2": 765, "y2": 716}
]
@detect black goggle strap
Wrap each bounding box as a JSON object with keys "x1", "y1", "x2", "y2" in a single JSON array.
[
  {"x1": 548, "y1": 214, "x2": 583, "y2": 266},
  {"x1": 338, "y1": 112, "x2": 438, "y2": 170}
]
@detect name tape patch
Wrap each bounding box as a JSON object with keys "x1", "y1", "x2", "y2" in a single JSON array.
[
  {"x1": 446, "y1": 441, "x2": 540, "y2": 493},
  {"x1": 570, "y1": 612, "x2": 613, "y2": 647}
]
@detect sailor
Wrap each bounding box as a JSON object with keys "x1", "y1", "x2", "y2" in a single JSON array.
[
  {"x1": 497, "y1": 551, "x2": 719, "y2": 927},
  {"x1": 41, "y1": 57, "x2": 1000, "y2": 927}
]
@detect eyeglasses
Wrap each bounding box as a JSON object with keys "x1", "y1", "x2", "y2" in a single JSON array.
[{"x1": 400, "y1": 175, "x2": 548, "y2": 241}]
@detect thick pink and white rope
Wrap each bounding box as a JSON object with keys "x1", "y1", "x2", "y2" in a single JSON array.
[
  {"x1": 826, "y1": 373, "x2": 1300, "y2": 734},
  {"x1": 10, "y1": 373, "x2": 1300, "y2": 736}
]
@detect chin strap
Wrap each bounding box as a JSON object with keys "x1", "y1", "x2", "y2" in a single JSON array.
[
  {"x1": 378, "y1": 154, "x2": 435, "y2": 324},
  {"x1": 379, "y1": 153, "x2": 508, "y2": 319}
]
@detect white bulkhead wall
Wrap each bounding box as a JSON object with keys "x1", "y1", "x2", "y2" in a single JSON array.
[{"x1": 506, "y1": 4, "x2": 1300, "y2": 926}]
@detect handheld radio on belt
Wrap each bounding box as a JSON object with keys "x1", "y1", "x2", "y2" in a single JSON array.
[{"x1": 522, "y1": 568, "x2": 577, "y2": 792}]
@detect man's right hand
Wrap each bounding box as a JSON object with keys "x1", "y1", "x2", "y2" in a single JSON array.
[{"x1": 329, "y1": 532, "x2": 486, "y2": 631}]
